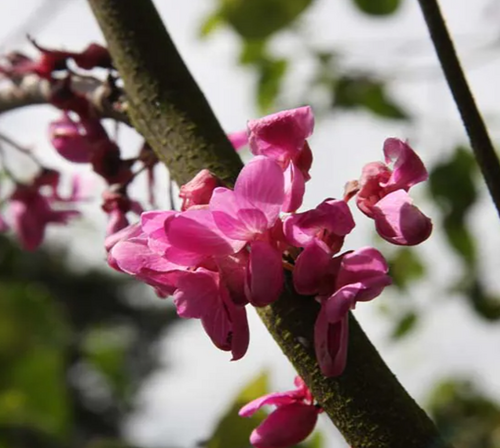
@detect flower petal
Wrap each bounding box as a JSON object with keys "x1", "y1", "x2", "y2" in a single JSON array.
[
  {"x1": 248, "y1": 106, "x2": 314, "y2": 165},
  {"x1": 246, "y1": 240, "x2": 284, "y2": 307},
  {"x1": 173, "y1": 269, "x2": 219, "y2": 318},
  {"x1": 227, "y1": 130, "x2": 249, "y2": 151},
  {"x1": 372, "y1": 190, "x2": 432, "y2": 246},
  {"x1": 249, "y1": 403, "x2": 318, "y2": 448},
  {"x1": 282, "y1": 163, "x2": 305, "y2": 213},
  {"x1": 315, "y1": 304, "x2": 349, "y2": 377},
  {"x1": 167, "y1": 209, "x2": 245, "y2": 256},
  {"x1": 383, "y1": 138, "x2": 428, "y2": 190},
  {"x1": 293, "y1": 240, "x2": 332, "y2": 296},
  {"x1": 234, "y1": 156, "x2": 284, "y2": 225},
  {"x1": 335, "y1": 247, "x2": 390, "y2": 288},
  {"x1": 239, "y1": 393, "x2": 302, "y2": 418}
]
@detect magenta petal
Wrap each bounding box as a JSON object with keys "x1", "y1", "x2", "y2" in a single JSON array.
[
  {"x1": 247, "y1": 241, "x2": 284, "y2": 307},
  {"x1": 227, "y1": 130, "x2": 249, "y2": 151},
  {"x1": 141, "y1": 210, "x2": 175, "y2": 237},
  {"x1": 211, "y1": 187, "x2": 267, "y2": 240},
  {"x1": 110, "y1": 238, "x2": 176, "y2": 275},
  {"x1": 383, "y1": 138, "x2": 428, "y2": 190},
  {"x1": 282, "y1": 163, "x2": 305, "y2": 213},
  {"x1": 167, "y1": 209, "x2": 245, "y2": 256},
  {"x1": 221, "y1": 288, "x2": 250, "y2": 361},
  {"x1": 211, "y1": 187, "x2": 269, "y2": 240},
  {"x1": 372, "y1": 190, "x2": 432, "y2": 246},
  {"x1": 248, "y1": 106, "x2": 315, "y2": 164},
  {"x1": 293, "y1": 240, "x2": 332, "y2": 296},
  {"x1": 104, "y1": 222, "x2": 142, "y2": 251},
  {"x1": 216, "y1": 252, "x2": 249, "y2": 306},
  {"x1": 239, "y1": 393, "x2": 301, "y2": 417},
  {"x1": 10, "y1": 197, "x2": 47, "y2": 251},
  {"x1": 336, "y1": 246, "x2": 389, "y2": 288},
  {"x1": 249, "y1": 403, "x2": 318, "y2": 448},
  {"x1": 49, "y1": 114, "x2": 93, "y2": 163},
  {"x1": 173, "y1": 269, "x2": 219, "y2": 318},
  {"x1": 283, "y1": 199, "x2": 355, "y2": 248},
  {"x1": 234, "y1": 156, "x2": 284, "y2": 225},
  {"x1": 315, "y1": 304, "x2": 349, "y2": 377}
]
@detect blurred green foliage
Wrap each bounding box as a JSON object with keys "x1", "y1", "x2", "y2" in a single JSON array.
[
  {"x1": 428, "y1": 379, "x2": 500, "y2": 448},
  {"x1": 0, "y1": 236, "x2": 178, "y2": 448},
  {"x1": 333, "y1": 76, "x2": 408, "y2": 119},
  {"x1": 201, "y1": 0, "x2": 313, "y2": 40},
  {"x1": 352, "y1": 0, "x2": 402, "y2": 16}
]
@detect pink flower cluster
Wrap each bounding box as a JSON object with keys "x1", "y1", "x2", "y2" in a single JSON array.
[
  {"x1": 0, "y1": 41, "x2": 160, "y2": 249},
  {"x1": 239, "y1": 376, "x2": 321, "y2": 448},
  {"x1": 105, "y1": 106, "x2": 432, "y2": 377},
  {"x1": 0, "y1": 169, "x2": 83, "y2": 250}
]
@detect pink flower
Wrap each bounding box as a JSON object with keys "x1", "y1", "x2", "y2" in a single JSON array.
[
  {"x1": 227, "y1": 130, "x2": 248, "y2": 151},
  {"x1": 178, "y1": 169, "x2": 219, "y2": 211},
  {"x1": 174, "y1": 268, "x2": 249, "y2": 360},
  {"x1": 106, "y1": 224, "x2": 183, "y2": 297},
  {"x1": 355, "y1": 138, "x2": 432, "y2": 246},
  {"x1": 239, "y1": 376, "x2": 320, "y2": 448},
  {"x1": 247, "y1": 106, "x2": 315, "y2": 212},
  {"x1": 167, "y1": 156, "x2": 286, "y2": 306},
  {"x1": 284, "y1": 199, "x2": 355, "y2": 295},
  {"x1": 102, "y1": 190, "x2": 143, "y2": 236},
  {"x1": 49, "y1": 113, "x2": 94, "y2": 163},
  {"x1": 315, "y1": 247, "x2": 391, "y2": 377},
  {"x1": 9, "y1": 185, "x2": 79, "y2": 251}
]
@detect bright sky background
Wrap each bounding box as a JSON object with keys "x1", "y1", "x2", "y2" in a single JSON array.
[{"x1": 1, "y1": 0, "x2": 500, "y2": 446}]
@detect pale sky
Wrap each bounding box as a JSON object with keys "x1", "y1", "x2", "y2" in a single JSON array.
[{"x1": 1, "y1": 1, "x2": 500, "y2": 447}]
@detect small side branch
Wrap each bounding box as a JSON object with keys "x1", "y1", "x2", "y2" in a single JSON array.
[
  {"x1": 0, "y1": 74, "x2": 129, "y2": 124},
  {"x1": 417, "y1": 0, "x2": 500, "y2": 218}
]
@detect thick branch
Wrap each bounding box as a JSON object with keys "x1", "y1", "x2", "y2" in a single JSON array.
[
  {"x1": 86, "y1": 0, "x2": 242, "y2": 186},
  {"x1": 87, "y1": 1, "x2": 453, "y2": 447},
  {"x1": 417, "y1": 0, "x2": 500, "y2": 219},
  {"x1": 0, "y1": 74, "x2": 128, "y2": 123}
]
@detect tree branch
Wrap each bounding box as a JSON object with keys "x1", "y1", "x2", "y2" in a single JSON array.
[
  {"x1": 0, "y1": 74, "x2": 129, "y2": 123},
  {"x1": 86, "y1": 1, "x2": 453, "y2": 447},
  {"x1": 417, "y1": 0, "x2": 500, "y2": 219}
]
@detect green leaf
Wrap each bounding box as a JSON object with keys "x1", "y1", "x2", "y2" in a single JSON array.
[
  {"x1": 0, "y1": 347, "x2": 69, "y2": 439},
  {"x1": 83, "y1": 326, "x2": 134, "y2": 399},
  {"x1": 333, "y1": 76, "x2": 408, "y2": 119},
  {"x1": 429, "y1": 147, "x2": 477, "y2": 218},
  {"x1": 388, "y1": 248, "x2": 425, "y2": 290},
  {"x1": 465, "y1": 280, "x2": 500, "y2": 321},
  {"x1": 199, "y1": 12, "x2": 223, "y2": 38},
  {"x1": 239, "y1": 40, "x2": 267, "y2": 65},
  {"x1": 352, "y1": 0, "x2": 401, "y2": 16},
  {"x1": 429, "y1": 147, "x2": 478, "y2": 266},
  {"x1": 391, "y1": 311, "x2": 418, "y2": 340},
  {"x1": 220, "y1": 0, "x2": 313, "y2": 40},
  {"x1": 443, "y1": 216, "x2": 476, "y2": 266},
  {"x1": 207, "y1": 372, "x2": 268, "y2": 448},
  {"x1": 257, "y1": 58, "x2": 287, "y2": 112}
]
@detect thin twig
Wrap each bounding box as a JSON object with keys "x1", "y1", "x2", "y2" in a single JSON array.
[
  {"x1": 0, "y1": 132, "x2": 42, "y2": 165},
  {"x1": 0, "y1": 74, "x2": 129, "y2": 124},
  {"x1": 417, "y1": 0, "x2": 500, "y2": 218}
]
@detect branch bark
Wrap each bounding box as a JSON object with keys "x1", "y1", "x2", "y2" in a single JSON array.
[
  {"x1": 86, "y1": 1, "x2": 453, "y2": 447},
  {"x1": 417, "y1": 0, "x2": 500, "y2": 219},
  {"x1": 0, "y1": 74, "x2": 128, "y2": 123}
]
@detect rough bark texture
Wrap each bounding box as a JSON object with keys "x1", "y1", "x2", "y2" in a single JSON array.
[
  {"x1": 87, "y1": 1, "x2": 454, "y2": 447},
  {"x1": 87, "y1": 0, "x2": 243, "y2": 186}
]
